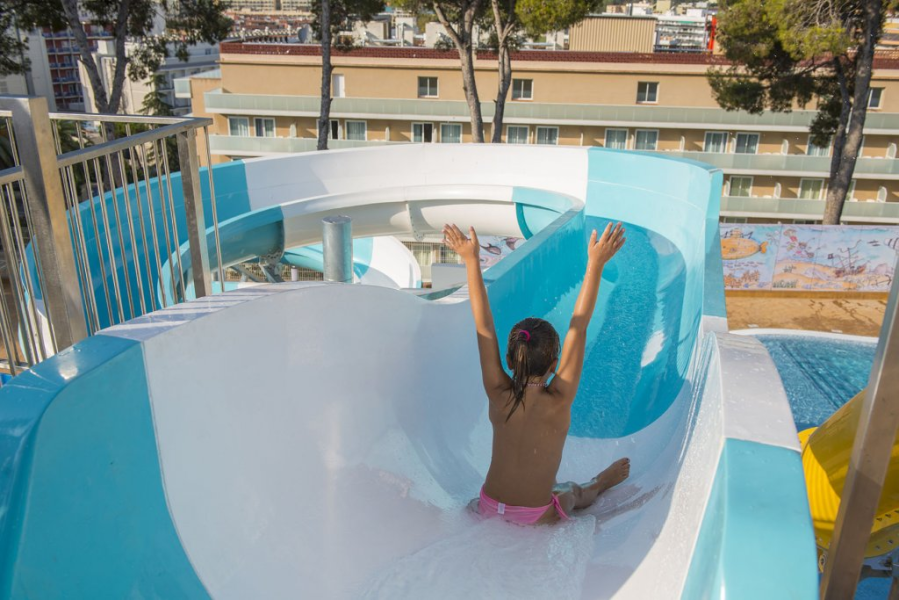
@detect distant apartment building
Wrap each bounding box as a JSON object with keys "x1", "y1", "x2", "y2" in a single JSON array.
[
  {"x1": 570, "y1": 14, "x2": 716, "y2": 54},
  {"x1": 186, "y1": 42, "x2": 899, "y2": 225},
  {"x1": 40, "y1": 23, "x2": 113, "y2": 111},
  {"x1": 80, "y1": 41, "x2": 219, "y2": 115}
]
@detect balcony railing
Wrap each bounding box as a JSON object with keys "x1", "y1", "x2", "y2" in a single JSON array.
[
  {"x1": 208, "y1": 134, "x2": 395, "y2": 154},
  {"x1": 721, "y1": 196, "x2": 899, "y2": 221},
  {"x1": 203, "y1": 90, "x2": 899, "y2": 132},
  {"x1": 655, "y1": 150, "x2": 899, "y2": 179}
]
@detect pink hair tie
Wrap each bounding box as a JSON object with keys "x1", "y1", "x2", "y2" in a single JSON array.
[{"x1": 518, "y1": 329, "x2": 531, "y2": 341}]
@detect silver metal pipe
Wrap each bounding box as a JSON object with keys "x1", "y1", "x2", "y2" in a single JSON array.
[
  {"x1": 821, "y1": 253, "x2": 899, "y2": 599},
  {"x1": 81, "y1": 158, "x2": 114, "y2": 326},
  {"x1": 322, "y1": 216, "x2": 353, "y2": 283},
  {"x1": 0, "y1": 186, "x2": 36, "y2": 365},
  {"x1": 117, "y1": 149, "x2": 147, "y2": 317},
  {"x1": 92, "y1": 157, "x2": 124, "y2": 324},
  {"x1": 159, "y1": 135, "x2": 186, "y2": 303},
  {"x1": 49, "y1": 112, "x2": 198, "y2": 126},
  {"x1": 126, "y1": 128, "x2": 158, "y2": 314},
  {"x1": 136, "y1": 141, "x2": 165, "y2": 309},
  {"x1": 152, "y1": 137, "x2": 178, "y2": 307},
  {"x1": 0, "y1": 167, "x2": 23, "y2": 187},
  {"x1": 103, "y1": 152, "x2": 134, "y2": 319}
]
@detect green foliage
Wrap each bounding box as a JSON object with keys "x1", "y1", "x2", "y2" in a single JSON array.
[
  {"x1": 515, "y1": 0, "x2": 602, "y2": 38},
  {"x1": 0, "y1": 2, "x2": 29, "y2": 76},
  {"x1": 8, "y1": 0, "x2": 232, "y2": 112},
  {"x1": 140, "y1": 74, "x2": 175, "y2": 117}
]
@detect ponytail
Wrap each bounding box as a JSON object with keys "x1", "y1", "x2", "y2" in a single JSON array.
[
  {"x1": 506, "y1": 337, "x2": 530, "y2": 421},
  {"x1": 504, "y1": 319, "x2": 560, "y2": 422}
]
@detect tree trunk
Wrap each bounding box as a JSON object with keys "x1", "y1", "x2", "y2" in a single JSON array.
[
  {"x1": 822, "y1": 0, "x2": 882, "y2": 225},
  {"x1": 457, "y1": 41, "x2": 485, "y2": 143},
  {"x1": 317, "y1": 0, "x2": 332, "y2": 151},
  {"x1": 433, "y1": 1, "x2": 485, "y2": 143},
  {"x1": 491, "y1": 32, "x2": 512, "y2": 143}
]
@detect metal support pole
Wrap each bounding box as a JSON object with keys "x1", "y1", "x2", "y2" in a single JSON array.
[
  {"x1": 821, "y1": 254, "x2": 899, "y2": 599},
  {"x1": 322, "y1": 216, "x2": 352, "y2": 283},
  {"x1": 2, "y1": 96, "x2": 87, "y2": 349},
  {"x1": 176, "y1": 128, "x2": 212, "y2": 298}
]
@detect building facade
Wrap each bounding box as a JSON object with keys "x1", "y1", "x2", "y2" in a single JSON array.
[{"x1": 187, "y1": 43, "x2": 899, "y2": 224}]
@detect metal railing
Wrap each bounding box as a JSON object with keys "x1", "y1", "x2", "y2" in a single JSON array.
[
  {"x1": 0, "y1": 96, "x2": 225, "y2": 378},
  {"x1": 203, "y1": 89, "x2": 899, "y2": 132}
]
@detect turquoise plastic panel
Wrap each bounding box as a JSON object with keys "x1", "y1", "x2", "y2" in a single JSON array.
[
  {"x1": 682, "y1": 439, "x2": 818, "y2": 600},
  {"x1": 0, "y1": 336, "x2": 208, "y2": 599},
  {"x1": 513, "y1": 187, "x2": 579, "y2": 239}
]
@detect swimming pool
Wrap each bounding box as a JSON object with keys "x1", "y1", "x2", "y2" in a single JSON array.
[{"x1": 753, "y1": 332, "x2": 883, "y2": 600}]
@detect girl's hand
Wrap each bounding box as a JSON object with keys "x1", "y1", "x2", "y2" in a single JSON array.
[
  {"x1": 443, "y1": 224, "x2": 480, "y2": 264},
  {"x1": 588, "y1": 222, "x2": 625, "y2": 267}
]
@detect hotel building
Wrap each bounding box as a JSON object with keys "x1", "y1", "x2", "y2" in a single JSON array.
[{"x1": 184, "y1": 42, "x2": 899, "y2": 224}]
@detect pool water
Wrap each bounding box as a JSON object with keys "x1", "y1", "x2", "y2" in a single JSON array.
[
  {"x1": 756, "y1": 334, "x2": 883, "y2": 600},
  {"x1": 757, "y1": 335, "x2": 877, "y2": 433}
]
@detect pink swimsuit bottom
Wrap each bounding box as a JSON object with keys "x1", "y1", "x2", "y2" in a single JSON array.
[{"x1": 479, "y1": 486, "x2": 570, "y2": 525}]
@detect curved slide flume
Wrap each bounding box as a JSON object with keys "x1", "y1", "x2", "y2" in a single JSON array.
[{"x1": 0, "y1": 146, "x2": 818, "y2": 599}]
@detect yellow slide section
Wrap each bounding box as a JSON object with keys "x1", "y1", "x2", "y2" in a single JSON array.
[{"x1": 800, "y1": 389, "x2": 899, "y2": 560}]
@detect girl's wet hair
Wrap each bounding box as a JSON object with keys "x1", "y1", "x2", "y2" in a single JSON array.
[{"x1": 505, "y1": 317, "x2": 560, "y2": 421}]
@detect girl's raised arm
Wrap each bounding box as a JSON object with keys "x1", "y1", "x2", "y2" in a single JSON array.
[
  {"x1": 550, "y1": 222, "x2": 625, "y2": 401},
  {"x1": 443, "y1": 224, "x2": 509, "y2": 394}
]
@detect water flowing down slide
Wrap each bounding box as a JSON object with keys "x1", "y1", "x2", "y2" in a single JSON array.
[{"x1": 0, "y1": 146, "x2": 818, "y2": 599}]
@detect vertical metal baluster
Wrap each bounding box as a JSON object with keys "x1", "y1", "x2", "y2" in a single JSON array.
[
  {"x1": 152, "y1": 137, "x2": 178, "y2": 307},
  {"x1": 14, "y1": 136, "x2": 61, "y2": 353},
  {"x1": 0, "y1": 184, "x2": 23, "y2": 374},
  {"x1": 9, "y1": 179, "x2": 52, "y2": 359},
  {"x1": 202, "y1": 126, "x2": 226, "y2": 290},
  {"x1": 0, "y1": 186, "x2": 35, "y2": 365},
  {"x1": 160, "y1": 132, "x2": 186, "y2": 303},
  {"x1": 81, "y1": 158, "x2": 114, "y2": 327},
  {"x1": 103, "y1": 152, "x2": 134, "y2": 320},
  {"x1": 127, "y1": 137, "x2": 158, "y2": 313},
  {"x1": 136, "y1": 141, "x2": 165, "y2": 308},
  {"x1": 117, "y1": 149, "x2": 147, "y2": 317},
  {"x1": 91, "y1": 157, "x2": 124, "y2": 324}
]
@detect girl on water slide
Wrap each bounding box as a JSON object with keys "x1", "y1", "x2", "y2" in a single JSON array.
[{"x1": 442, "y1": 222, "x2": 631, "y2": 525}]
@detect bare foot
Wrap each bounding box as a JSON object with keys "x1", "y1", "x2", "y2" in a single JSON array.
[{"x1": 592, "y1": 457, "x2": 630, "y2": 495}]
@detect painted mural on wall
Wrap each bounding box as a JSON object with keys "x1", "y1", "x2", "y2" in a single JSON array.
[
  {"x1": 478, "y1": 235, "x2": 523, "y2": 269},
  {"x1": 721, "y1": 225, "x2": 899, "y2": 291}
]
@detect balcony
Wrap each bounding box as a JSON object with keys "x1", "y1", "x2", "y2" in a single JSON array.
[
  {"x1": 208, "y1": 134, "x2": 393, "y2": 155},
  {"x1": 202, "y1": 90, "x2": 899, "y2": 133},
  {"x1": 654, "y1": 150, "x2": 899, "y2": 180},
  {"x1": 721, "y1": 196, "x2": 899, "y2": 222}
]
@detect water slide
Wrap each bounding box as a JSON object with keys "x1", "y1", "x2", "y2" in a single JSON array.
[
  {"x1": 0, "y1": 145, "x2": 818, "y2": 599},
  {"x1": 801, "y1": 388, "x2": 899, "y2": 563}
]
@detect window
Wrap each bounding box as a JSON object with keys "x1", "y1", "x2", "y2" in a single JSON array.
[
  {"x1": 506, "y1": 126, "x2": 529, "y2": 144},
  {"x1": 511, "y1": 79, "x2": 533, "y2": 100},
  {"x1": 413, "y1": 123, "x2": 433, "y2": 143},
  {"x1": 536, "y1": 126, "x2": 559, "y2": 145},
  {"x1": 722, "y1": 217, "x2": 748, "y2": 224},
  {"x1": 798, "y1": 179, "x2": 825, "y2": 200},
  {"x1": 734, "y1": 133, "x2": 759, "y2": 154},
  {"x1": 604, "y1": 128, "x2": 628, "y2": 150},
  {"x1": 418, "y1": 76, "x2": 438, "y2": 98},
  {"x1": 847, "y1": 180, "x2": 857, "y2": 202},
  {"x1": 228, "y1": 117, "x2": 249, "y2": 137},
  {"x1": 869, "y1": 87, "x2": 884, "y2": 109},
  {"x1": 636, "y1": 82, "x2": 658, "y2": 103},
  {"x1": 728, "y1": 176, "x2": 753, "y2": 197},
  {"x1": 440, "y1": 123, "x2": 462, "y2": 143},
  {"x1": 635, "y1": 130, "x2": 658, "y2": 151},
  {"x1": 793, "y1": 219, "x2": 819, "y2": 225},
  {"x1": 332, "y1": 73, "x2": 345, "y2": 98},
  {"x1": 704, "y1": 132, "x2": 727, "y2": 153},
  {"x1": 345, "y1": 120, "x2": 367, "y2": 141},
  {"x1": 330, "y1": 120, "x2": 340, "y2": 140},
  {"x1": 254, "y1": 118, "x2": 275, "y2": 138},
  {"x1": 807, "y1": 136, "x2": 830, "y2": 157}
]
